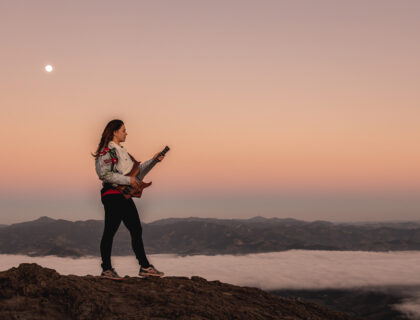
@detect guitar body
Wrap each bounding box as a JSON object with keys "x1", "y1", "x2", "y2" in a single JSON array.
[
  {"x1": 116, "y1": 146, "x2": 170, "y2": 199},
  {"x1": 115, "y1": 159, "x2": 152, "y2": 199}
]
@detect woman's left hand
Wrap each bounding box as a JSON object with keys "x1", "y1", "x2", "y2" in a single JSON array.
[{"x1": 154, "y1": 152, "x2": 165, "y2": 161}]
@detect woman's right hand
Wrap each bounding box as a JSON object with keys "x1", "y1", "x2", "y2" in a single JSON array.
[{"x1": 130, "y1": 176, "x2": 140, "y2": 189}]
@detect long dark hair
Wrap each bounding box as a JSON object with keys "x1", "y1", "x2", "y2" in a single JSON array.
[{"x1": 91, "y1": 119, "x2": 124, "y2": 159}]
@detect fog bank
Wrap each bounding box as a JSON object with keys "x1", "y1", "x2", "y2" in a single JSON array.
[{"x1": 1, "y1": 250, "x2": 419, "y2": 319}]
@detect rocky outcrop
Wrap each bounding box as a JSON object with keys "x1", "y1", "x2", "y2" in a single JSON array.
[{"x1": 0, "y1": 263, "x2": 357, "y2": 320}]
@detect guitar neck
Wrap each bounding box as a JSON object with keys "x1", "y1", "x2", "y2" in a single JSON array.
[
  {"x1": 154, "y1": 146, "x2": 170, "y2": 163},
  {"x1": 150, "y1": 147, "x2": 170, "y2": 166}
]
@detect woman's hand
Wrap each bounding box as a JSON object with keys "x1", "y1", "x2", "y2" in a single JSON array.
[
  {"x1": 130, "y1": 176, "x2": 140, "y2": 189},
  {"x1": 153, "y1": 152, "x2": 165, "y2": 161}
]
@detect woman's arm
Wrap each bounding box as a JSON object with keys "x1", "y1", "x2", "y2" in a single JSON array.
[
  {"x1": 139, "y1": 152, "x2": 165, "y2": 170},
  {"x1": 95, "y1": 152, "x2": 131, "y2": 185},
  {"x1": 138, "y1": 157, "x2": 154, "y2": 172}
]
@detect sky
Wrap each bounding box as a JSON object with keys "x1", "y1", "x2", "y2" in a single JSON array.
[
  {"x1": 2, "y1": 251, "x2": 420, "y2": 319},
  {"x1": 1, "y1": 0, "x2": 419, "y2": 224}
]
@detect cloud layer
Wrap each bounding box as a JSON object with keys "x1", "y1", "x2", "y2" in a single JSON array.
[
  {"x1": 1, "y1": 250, "x2": 420, "y2": 289},
  {"x1": 1, "y1": 250, "x2": 420, "y2": 319}
]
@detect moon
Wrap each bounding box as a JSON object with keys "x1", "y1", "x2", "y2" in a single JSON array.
[{"x1": 45, "y1": 65, "x2": 53, "y2": 72}]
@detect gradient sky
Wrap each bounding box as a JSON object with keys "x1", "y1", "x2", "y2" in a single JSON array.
[{"x1": 1, "y1": 0, "x2": 419, "y2": 224}]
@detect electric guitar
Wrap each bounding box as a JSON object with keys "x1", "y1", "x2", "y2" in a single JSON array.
[{"x1": 116, "y1": 146, "x2": 170, "y2": 199}]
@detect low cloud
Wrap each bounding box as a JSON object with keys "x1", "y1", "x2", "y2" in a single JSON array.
[
  {"x1": 1, "y1": 250, "x2": 420, "y2": 289},
  {"x1": 1, "y1": 250, "x2": 420, "y2": 319}
]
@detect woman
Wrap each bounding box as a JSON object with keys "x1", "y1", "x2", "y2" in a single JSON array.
[{"x1": 92, "y1": 119, "x2": 165, "y2": 280}]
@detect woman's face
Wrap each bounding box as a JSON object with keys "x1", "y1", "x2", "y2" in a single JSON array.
[{"x1": 113, "y1": 124, "x2": 127, "y2": 143}]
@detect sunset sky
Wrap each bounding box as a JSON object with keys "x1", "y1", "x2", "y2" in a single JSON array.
[{"x1": 1, "y1": 0, "x2": 419, "y2": 224}]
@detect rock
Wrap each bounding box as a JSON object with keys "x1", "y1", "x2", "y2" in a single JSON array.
[{"x1": 0, "y1": 263, "x2": 357, "y2": 320}]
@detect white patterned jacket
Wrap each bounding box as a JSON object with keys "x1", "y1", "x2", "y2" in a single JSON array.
[{"x1": 95, "y1": 141, "x2": 155, "y2": 187}]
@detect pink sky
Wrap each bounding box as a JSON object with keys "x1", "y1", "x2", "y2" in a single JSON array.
[{"x1": 1, "y1": 1, "x2": 419, "y2": 223}]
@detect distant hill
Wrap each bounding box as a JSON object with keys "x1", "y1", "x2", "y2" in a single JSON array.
[
  {"x1": 271, "y1": 286, "x2": 416, "y2": 320},
  {"x1": 0, "y1": 216, "x2": 420, "y2": 257},
  {"x1": 0, "y1": 263, "x2": 356, "y2": 320}
]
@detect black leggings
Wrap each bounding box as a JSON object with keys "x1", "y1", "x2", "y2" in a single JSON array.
[{"x1": 100, "y1": 193, "x2": 150, "y2": 271}]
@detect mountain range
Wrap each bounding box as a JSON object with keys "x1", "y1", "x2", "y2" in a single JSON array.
[{"x1": 0, "y1": 216, "x2": 420, "y2": 257}]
